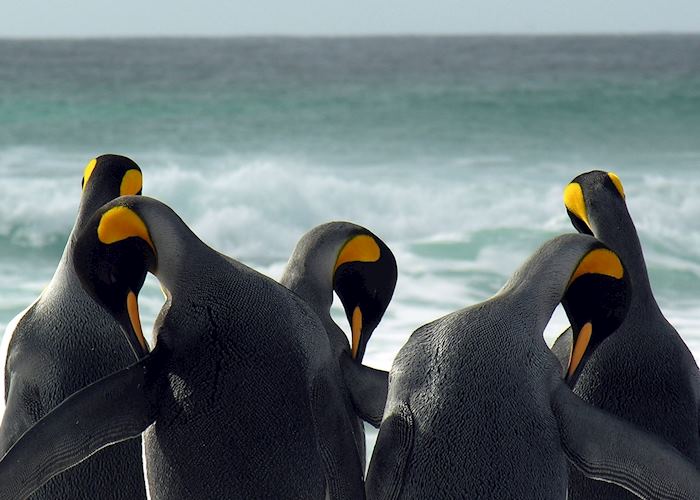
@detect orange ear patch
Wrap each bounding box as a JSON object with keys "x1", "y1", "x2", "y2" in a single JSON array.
[
  {"x1": 97, "y1": 206, "x2": 155, "y2": 252},
  {"x1": 120, "y1": 169, "x2": 143, "y2": 196},
  {"x1": 334, "y1": 235, "x2": 380, "y2": 273},
  {"x1": 569, "y1": 248, "x2": 624, "y2": 285},
  {"x1": 563, "y1": 182, "x2": 590, "y2": 228},
  {"x1": 82, "y1": 158, "x2": 98, "y2": 191},
  {"x1": 608, "y1": 172, "x2": 625, "y2": 199}
]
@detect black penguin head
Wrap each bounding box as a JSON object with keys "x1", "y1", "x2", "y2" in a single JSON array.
[
  {"x1": 563, "y1": 170, "x2": 626, "y2": 237},
  {"x1": 78, "y1": 154, "x2": 143, "y2": 219},
  {"x1": 561, "y1": 244, "x2": 630, "y2": 386},
  {"x1": 73, "y1": 198, "x2": 157, "y2": 358},
  {"x1": 332, "y1": 227, "x2": 398, "y2": 362}
]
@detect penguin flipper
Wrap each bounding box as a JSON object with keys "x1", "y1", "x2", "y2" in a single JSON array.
[
  {"x1": 0, "y1": 355, "x2": 158, "y2": 500},
  {"x1": 365, "y1": 401, "x2": 413, "y2": 500},
  {"x1": 0, "y1": 378, "x2": 40, "y2": 457},
  {"x1": 550, "y1": 327, "x2": 572, "y2": 377},
  {"x1": 552, "y1": 382, "x2": 700, "y2": 500},
  {"x1": 341, "y1": 353, "x2": 388, "y2": 428}
]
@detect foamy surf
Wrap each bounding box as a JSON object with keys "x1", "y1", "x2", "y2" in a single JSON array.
[{"x1": 2, "y1": 149, "x2": 699, "y2": 359}]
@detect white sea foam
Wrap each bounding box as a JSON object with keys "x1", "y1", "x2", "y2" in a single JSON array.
[
  {"x1": 4, "y1": 148, "x2": 699, "y2": 260},
  {"x1": 2, "y1": 148, "x2": 699, "y2": 385}
]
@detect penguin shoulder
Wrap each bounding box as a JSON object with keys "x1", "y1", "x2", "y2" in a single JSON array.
[
  {"x1": 388, "y1": 315, "x2": 456, "y2": 399},
  {"x1": 162, "y1": 255, "x2": 331, "y2": 373},
  {"x1": 2, "y1": 302, "x2": 46, "y2": 374}
]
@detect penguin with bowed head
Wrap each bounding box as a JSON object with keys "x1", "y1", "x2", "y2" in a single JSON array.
[
  {"x1": 0, "y1": 195, "x2": 365, "y2": 500},
  {"x1": 280, "y1": 222, "x2": 398, "y2": 467},
  {"x1": 366, "y1": 233, "x2": 700, "y2": 500},
  {"x1": 553, "y1": 170, "x2": 700, "y2": 499},
  {"x1": 0, "y1": 155, "x2": 147, "y2": 500}
]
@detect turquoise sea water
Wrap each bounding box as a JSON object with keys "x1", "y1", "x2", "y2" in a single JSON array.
[{"x1": 2, "y1": 36, "x2": 700, "y2": 457}]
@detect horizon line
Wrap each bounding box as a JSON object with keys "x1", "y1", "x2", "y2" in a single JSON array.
[{"x1": 1, "y1": 31, "x2": 699, "y2": 41}]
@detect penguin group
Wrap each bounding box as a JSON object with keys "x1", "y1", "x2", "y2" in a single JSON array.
[{"x1": 0, "y1": 156, "x2": 698, "y2": 500}]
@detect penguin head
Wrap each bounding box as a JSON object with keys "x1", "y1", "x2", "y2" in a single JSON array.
[
  {"x1": 73, "y1": 197, "x2": 157, "y2": 358},
  {"x1": 334, "y1": 228, "x2": 397, "y2": 362},
  {"x1": 78, "y1": 154, "x2": 143, "y2": 219},
  {"x1": 563, "y1": 170, "x2": 627, "y2": 237},
  {"x1": 284, "y1": 222, "x2": 398, "y2": 362},
  {"x1": 561, "y1": 243, "x2": 630, "y2": 386}
]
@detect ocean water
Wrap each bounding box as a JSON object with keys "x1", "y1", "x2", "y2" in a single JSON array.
[{"x1": 1, "y1": 36, "x2": 700, "y2": 459}]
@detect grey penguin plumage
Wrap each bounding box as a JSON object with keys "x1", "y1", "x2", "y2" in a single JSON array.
[
  {"x1": 280, "y1": 222, "x2": 398, "y2": 468},
  {"x1": 0, "y1": 196, "x2": 365, "y2": 499},
  {"x1": 0, "y1": 156, "x2": 147, "y2": 499},
  {"x1": 366, "y1": 233, "x2": 700, "y2": 500},
  {"x1": 553, "y1": 170, "x2": 700, "y2": 499}
]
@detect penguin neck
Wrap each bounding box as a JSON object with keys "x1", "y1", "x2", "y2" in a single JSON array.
[
  {"x1": 48, "y1": 202, "x2": 95, "y2": 289},
  {"x1": 503, "y1": 281, "x2": 564, "y2": 339},
  {"x1": 497, "y1": 236, "x2": 588, "y2": 338},
  {"x1": 282, "y1": 266, "x2": 334, "y2": 314},
  {"x1": 591, "y1": 208, "x2": 658, "y2": 311},
  {"x1": 74, "y1": 187, "x2": 120, "y2": 232},
  {"x1": 281, "y1": 269, "x2": 350, "y2": 356},
  {"x1": 54, "y1": 190, "x2": 123, "y2": 284},
  {"x1": 281, "y1": 239, "x2": 337, "y2": 312},
  {"x1": 500, "y1": 252, "x2": 572, "y2": 311},
  {"x1": 152, "y1": 223, "x2": 212, "y2": 294},
  {"x1": 136, "y1": 201, "x2": 215, "y2": 294}
]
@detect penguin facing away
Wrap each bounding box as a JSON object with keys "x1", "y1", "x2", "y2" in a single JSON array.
[
  {"x1": 280, "y1": 222, "x2": 398, "y2": 467},
  {"x1": 0, "y1": 156, "x2": 147, "y2": 500},
  {"x1": 553, "y1": 170, "x2": 700, "y2": 499},
  {"x1": 366, "y1": 233, "x2": 700, "y2": 500},
  {"x1": 0, "y1": 196, "x2": 365, "y2": 500}
]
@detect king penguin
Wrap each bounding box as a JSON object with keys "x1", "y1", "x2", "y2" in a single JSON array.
[
  {"x1": 0, "y1": 155, "x2": 147, "y2": 499},
  {"x1": 280, "y1": 222, "x2": 398, "y2": 468},
  {"x1": 0, "y1": 196, "x2": 365, "y2": 500},
  {"x1": 365, "y1": 233, "x2": 700, "y2": 500},
  {"x1": 553, "y1": 170, "x2": 700, "y2": 499}
]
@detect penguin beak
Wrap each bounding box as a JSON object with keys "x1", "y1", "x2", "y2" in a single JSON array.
[
  {"x1": 349, "y1": 305, "x2": 372, "y2": 361},
  {"x1": 565, "y1": 322, "x2": 592, "y2": 385},
  {"x1": 563, "y1": 183, "x2": 593, "y2": 236},
  {"x1": 344, "y1": 296, "x2": 389, "y2": 362},
  {"x1": 350, "y1": 306, "x2": 362, "y2": 359},
  {"x1": 125, "y1": 290, "x2": 149, "y2": 358}
]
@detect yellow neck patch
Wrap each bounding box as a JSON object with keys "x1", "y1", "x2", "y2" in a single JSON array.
[
  {"x1": 608, "y1": 172, "x2": 625, "y2": 199},
  {"x1": 563, "y1": 182, "x2": 590, "y2": 228},
  {"x1": 120, "y1": 169, "x2": 143, "y2": 196},
  {"x1": 97, "y1": 206, "x2": 155, "y2": 252},
  {"x1": 351, "y1": 306, "x2": 362, "y2": 359},
  {"x1": 334, "y1": 235, "x2": 381, "y2": 273},
  {"x1": 569, "y1": 248, "x2": 624, "y2": 285},
  {"x1": 127, "y1": 290, "x2": 148, "y2": 352},
  {"x1": 568, "y1": 321, "x2": 592, "y2": 378},
  {"x1": 82, "y1": 158, "x2": 98, "y2": 191}
]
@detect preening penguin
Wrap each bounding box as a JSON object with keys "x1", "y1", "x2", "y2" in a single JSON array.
[
  {"x1": 553, "y1": 171, "x2": 700, "y2": 499},
  {"x1": 0, "y1": 196, "x2": 364, "y2": 500},
  {"x1": 366, "y1": 234, "x2": 700, "y2": 500},
  {"x1": 0, "y1": 155, "x2": 147, "y2": 500},
  {"x1": 280, "y1": 222, "x2": 397, "y2": 467}
]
